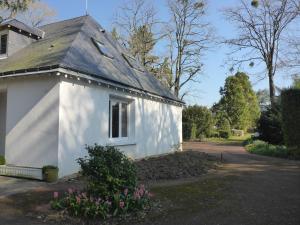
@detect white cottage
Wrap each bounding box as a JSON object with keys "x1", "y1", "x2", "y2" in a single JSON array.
[{"x1": 0, "y1": 16, "x2": 183, "y2": 178}]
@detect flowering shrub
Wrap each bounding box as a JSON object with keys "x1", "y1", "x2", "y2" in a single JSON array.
[
  {"x1": 51, "y1": 145, "x2": 152, "y2": 219},
  {"x1": 51, "y1": 185, "x2": 152, "y2": 219}
]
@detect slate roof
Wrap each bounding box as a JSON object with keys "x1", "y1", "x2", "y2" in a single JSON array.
[
  {"x1": 0, "y1": 16, "x2": 180, "y2": 102},
  {"x1": 0, "y1": 19, "x2": 44, "y2": 38}
]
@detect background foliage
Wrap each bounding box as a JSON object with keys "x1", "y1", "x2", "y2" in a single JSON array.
[
  {"x1": 182, "y1": 105, "x2": 214, "y2": 140},
  {"x1": 281, "y1": 88, "x2": 300, "y2": 154}
]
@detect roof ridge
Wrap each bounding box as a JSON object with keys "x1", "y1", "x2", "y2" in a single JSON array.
[
  {"x1": 57, "y1": 16, "x2": 90, "y2": 67},
  {"x1": 39, "y1": 15, "x2": 89, "y2": 28}
]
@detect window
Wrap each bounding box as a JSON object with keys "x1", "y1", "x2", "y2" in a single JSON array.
[
  {"x1": 91, "y1": 38, "x2": 114, "y2": 59},
  {"x1": 122, "y1": 53, "x2": 144, "y2": 72},
  {"x1": 0, "y1": 34, "x2": 7, "y2": 55},
  {"x1": 109, "y1": 100, "x2": 129, "y2": 138}
]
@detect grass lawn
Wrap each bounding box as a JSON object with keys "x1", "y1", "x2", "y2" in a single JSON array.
[{"x1": 204, "y1": 134, "x2": 251, "y2": 145}]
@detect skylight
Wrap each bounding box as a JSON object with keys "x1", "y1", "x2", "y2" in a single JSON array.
[
  {"x1": 92, "y1": 38, "x2": 114, "y2": 59},
  {"x1": 122, "y1": 53, "x2": 144, "y2": 72}
]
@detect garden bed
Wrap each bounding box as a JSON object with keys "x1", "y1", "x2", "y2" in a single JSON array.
[{"x1": 135, "y1": 150, "x2": 219, "y2": 182}]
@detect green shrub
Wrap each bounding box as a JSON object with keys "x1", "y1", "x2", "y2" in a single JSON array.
[
  {"x1": 219, "y1": 130, "x2": 230, "y2": 139},
  {"x1": 52, "y1": 145, "x2": 152, "y2": 219},
  {"x1": 246, "y1": 140, "x2": 290, "y2": 158},
  {"x1": 281, "y1": 89, "x2": 300, "y2": 154},
  {"x1": 257, "y1": 103, "x2": 283, "y2": 145},
  {"x1": 182, "y1": 105, "x2": 214, "y2": 139},
  {"x1": 182, "y1": 122, "x2": 192, "y2": 140},
  {"x1": 77, "y1": 145, "x2": 137, "y2": 197},
  {"x1": 0, "y1": 155, "x2": 5, "y2": 165}
]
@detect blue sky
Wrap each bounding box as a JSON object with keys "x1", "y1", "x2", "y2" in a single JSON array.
[{"x1": 43, "y1": 0, "x2": 294, "y2": 107}]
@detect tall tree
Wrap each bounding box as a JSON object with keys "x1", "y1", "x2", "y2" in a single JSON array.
[
  {"x1": 151, "y1": 57, "x2": 173, "y2": 88},
  {"x1": 128, "y1": 24, "x2": 158, "y2": 68},
  {"x1": 224, "y1": 0, "x2": 300, "y2": 107},
  {"x1": 166, "y1": 0, "x2": 212, "y2": 98},
  {"x1": 0, "y1": 0, "x2": 35, "y2": 22},
  {"x1": 16, "y1": 1, "x2": 56, "y2": 27},
  {"x1": 114, "y1": 0, "x2": 157, "y2": 48},
  {"x1": 214, "y1": 72, "x2": 260, "y2": 131}
]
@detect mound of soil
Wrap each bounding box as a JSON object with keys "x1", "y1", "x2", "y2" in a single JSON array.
[{"x1": 135, "y1": 150, "x2": 219, "y2": 182}]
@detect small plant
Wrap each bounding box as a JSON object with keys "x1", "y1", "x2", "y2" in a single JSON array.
[
  {"x1": 246, "y1": 140, "x2": 290, "y2": 158},
  {"x1": 51, "y1": 184, "x2": 152, "y2": 218},
  {"x1": 42, "y1": 165, "x2": 59, "y2": 182},
  {"x1": 219, "y1": 130, "x2": 230, "y2": 139},
  {"x1": 0, "y1": 155, "x2": 5, "y2": 165},
  {"x1": 77, "y1": 145, "x2": 137, "y2": 197},
  {"x1": 51, "y1": 145, "x2": 152, "y2": 219}
]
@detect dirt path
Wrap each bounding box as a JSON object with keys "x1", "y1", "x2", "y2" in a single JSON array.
[
  {"x1": 142, "y1": 142, "x2": 300, "y2": 225},
  {"x1": 0, "y1": 142, "x2": 299, "y2": 225}
]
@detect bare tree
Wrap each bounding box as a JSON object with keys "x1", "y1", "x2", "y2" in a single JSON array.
[
  {"x1": 114, "y1": 0, "x2": 158, "y2": 46},
  {"x1": 166, "y1": 0, "x2": 213, "y2": 98},
  {"x1": 16, "y1": 1, "x2": 56, "y2": 27},
  {"x1": 0, "y1": 0, "x2": 35, "y2": 22},
  {"x1": 224, "y1": 0, "x2": 300, "y2": 106}
]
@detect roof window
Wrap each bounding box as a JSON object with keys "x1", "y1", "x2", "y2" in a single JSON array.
[
  {"x1": 91, "y1": 38, "x2": 114, "y2": 59},
  {"x1": 122, "y1": 53, "x2": 144, "y2": 72}
]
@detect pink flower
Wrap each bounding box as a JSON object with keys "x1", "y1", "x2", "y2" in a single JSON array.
[
  {"x1": 81, "y1": 192, "x2": 87, "y2": 199},
  {"x1": 148, "y1": 192, "x2": 154, "y2": 197},
  {"x1": 68, "y1": 188, "x2": 73, "y2": 194},
  {"x1": 119, "y1": 201, "x2": 125, "y2": 208},
  {"x1": 133, "y1": 191, "x2": 140, "y2": 200},
  {"x1": 124, "y1": 188, "x2": 128, "y2": 196},
  {"x1": 95, "y1": 198, "x2": 101, "y2": 206},
  {"x1": 53, "y1": 192, "x2": 59, "y2": 199},
  {"x1": 76, "y1": 196, "x2": 81, "y2": 204}
]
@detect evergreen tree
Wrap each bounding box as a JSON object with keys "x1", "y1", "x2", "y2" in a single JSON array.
[
  {"x1": 128, "y1": 25, "x2": 158, "y2": 69},
  {"x1": 216, "y1": 72, "x2": 260, "y2": 131}
]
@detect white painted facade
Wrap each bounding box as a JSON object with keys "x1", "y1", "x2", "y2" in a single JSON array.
[{"x1": 0, "y1": 75, "x2": 182, "y2": 177}]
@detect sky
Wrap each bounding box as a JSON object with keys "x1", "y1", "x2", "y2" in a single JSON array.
[{"x1": 43, "y1": 0, "x2": 295, "y2": 107}]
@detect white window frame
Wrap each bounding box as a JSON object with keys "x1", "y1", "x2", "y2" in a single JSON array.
[{"x1": 109, "y1": 99, "x2": 129, "y2": 141}]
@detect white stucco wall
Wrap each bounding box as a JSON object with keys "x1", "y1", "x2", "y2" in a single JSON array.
[
  {"x1": 58, "y1": 79, "x2": 182, "y2": 177},
  {"x1": 3, "y1": 76, "x2": 59, "y2": 168},
  {"x1": 0, "y1": 91, "x2": 7, "y2": 156}
]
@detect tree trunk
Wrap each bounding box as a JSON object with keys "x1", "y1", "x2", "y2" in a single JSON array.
[
  {"x1": 268, "y1": 69, "x2": 275, "y2": 107},
  {"x1": 174, "y1": 83, "x2": 179, "y2": 97}
]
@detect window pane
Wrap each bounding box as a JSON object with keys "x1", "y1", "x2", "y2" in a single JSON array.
[
  {"x1": 0, "y1": 34, "x2": 7, "y2": 54},
  {"x1": 112, "y1": 102, "x2": 119, "y2": 138},
  {"x1": 121, "y1": 103, "x2": 128, "y2": 137}
]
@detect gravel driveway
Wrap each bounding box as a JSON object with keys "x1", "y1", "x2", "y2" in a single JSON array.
[
  {"x1": 0, "y1": 142, "x2": 299, "y2": 225},
  {"x1": 0, "y1": 176, "x2": 47, "y2": 198}
]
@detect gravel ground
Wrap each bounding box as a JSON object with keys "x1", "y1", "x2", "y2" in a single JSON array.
[
  {"x1": 1, "y1": 142, "x2": 299, "y2": 225},
  {"x1": 135, "y1": 150, "x2": 219, "y2": 181}
]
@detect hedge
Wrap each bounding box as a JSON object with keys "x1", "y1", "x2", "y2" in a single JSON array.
[
  {"x1": 281, "y1": 89, "x2": 300, "y2": 154},
  {"x1": 182, "y1": 122, "x2": 197, "y2": 140}
]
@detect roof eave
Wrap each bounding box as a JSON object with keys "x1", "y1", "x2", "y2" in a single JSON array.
[{"x1": 0, "y1": 66, "x2": 185, "y2": 106}]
